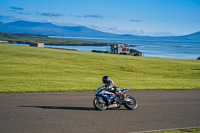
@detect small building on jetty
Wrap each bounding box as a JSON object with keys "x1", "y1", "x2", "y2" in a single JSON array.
[
  {"x1": 92, "y1": 44, "x2": 143, "y2": 56},
  {"x1": 30, "y1": 43, "x2": 44, "y2": 48},
  {"x1": 0, "y1": 41, "x2": 9, "y2": 43}
]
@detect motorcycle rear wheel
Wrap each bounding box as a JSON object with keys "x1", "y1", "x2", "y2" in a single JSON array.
[
  {"x1": 123, "y1": 95, "x2": 138, "y2": 110},
  {"x1": 93, "y1": 97, "x2": 108, "y2": 110}
]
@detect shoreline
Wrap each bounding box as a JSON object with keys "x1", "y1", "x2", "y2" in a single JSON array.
[
  {"x1": 8, "y1": 40, "x2": 113, "y2": 46},
  {"x1": 1, "y1": 32, "x2": 199, "y2": 60}
]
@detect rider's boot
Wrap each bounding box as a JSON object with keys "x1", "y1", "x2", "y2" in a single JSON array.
[
  {"x1": 108, "y1": 94, "x2": 116, "y2": 104},
  {"x1": 108, "y1": 99, "x2": 112, "y2": 105}
]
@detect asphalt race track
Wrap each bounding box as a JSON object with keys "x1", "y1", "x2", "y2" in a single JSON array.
[{"x1": 0, "y1": 90, "x2": 200, "y2": 133}]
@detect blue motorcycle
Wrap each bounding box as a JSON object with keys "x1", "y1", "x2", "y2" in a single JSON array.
[{"x1": 93, "y1": 86, "x2": 138, "y2": 110}]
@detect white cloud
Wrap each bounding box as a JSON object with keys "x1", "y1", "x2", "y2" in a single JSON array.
[{"x1": 82, "y1": 24, "x2": 177, "y2": 36}]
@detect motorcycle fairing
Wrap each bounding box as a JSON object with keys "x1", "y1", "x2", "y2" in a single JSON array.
[
  {"x1": 96, "y1": 88, "x2": 116, "y2": 100},
  {"x1": 122, "y1": 88, "x2": 131, "y2": 93}
]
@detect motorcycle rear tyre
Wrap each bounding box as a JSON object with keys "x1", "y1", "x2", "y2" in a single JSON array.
[{"x1": 93, "y1": 97, "x2": 108, "y2": 110}]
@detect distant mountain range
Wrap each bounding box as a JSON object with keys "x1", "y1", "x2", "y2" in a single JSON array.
[{"x1": 0, "y1": 21, "x2": 200, "y2": 41}]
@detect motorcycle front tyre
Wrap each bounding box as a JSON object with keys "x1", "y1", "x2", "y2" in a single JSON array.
[
  {"x1": 123, "y1": 95, "x2": 138, "y2": 110},
  {"x1": 93, "y1": 97, "x2": 108, "y2": 111}
]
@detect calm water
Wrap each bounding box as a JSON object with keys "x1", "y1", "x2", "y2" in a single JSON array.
[
  {"x1": 49, "y1": 36, "x2": 200, "y2": 60},
  {"x1": 7, "y1": 36, "x2": 200, "y2": 60}
]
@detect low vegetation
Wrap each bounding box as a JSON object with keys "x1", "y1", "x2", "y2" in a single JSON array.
[
  {"x1": 0, "y1": 32, "x2": 113, "y2": 46},
  {"x1": 0, "y1": 43, "x2": 200, "y2": 93},
  {"x1": 152, "y1": 128, "x2": 200, "y2": 133}
]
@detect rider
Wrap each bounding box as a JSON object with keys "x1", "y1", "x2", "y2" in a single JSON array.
[{"x1": 102, "y1": 76, "x2": 130, "y2": 104}]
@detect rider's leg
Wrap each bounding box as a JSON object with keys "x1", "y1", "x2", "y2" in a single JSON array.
[{"x1": 108, "y1": 94, "x2": 116, "y2": 104}]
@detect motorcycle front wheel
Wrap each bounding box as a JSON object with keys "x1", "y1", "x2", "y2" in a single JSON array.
[
  {"x1": 93, "y1": 97, "x2": 108, "y2": 110},
  {"x1": 123, "y1": 95, "x2": 138, "y2": 110}
]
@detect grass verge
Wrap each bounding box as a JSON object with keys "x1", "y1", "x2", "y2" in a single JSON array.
[
  {"x1": 152, "y1": 128, "x2": 200, "y2": 133},
  {"x1": 0, "y1": 43, "x2": 200, "y2": 93}
]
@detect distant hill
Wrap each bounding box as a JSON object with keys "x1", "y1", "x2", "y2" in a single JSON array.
[
  {"x1": 0, "y1": 21, "x2": 118, "y2": 38},
  {"x1": 183, "y1": 31, "x2": 200, "y2": 40},
  {"x1": 0, "y1": 20, "x2": 200, "y2": 41}
]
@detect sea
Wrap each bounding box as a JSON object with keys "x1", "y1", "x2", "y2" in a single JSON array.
[
  {"x1": 7, "y1": 36, "x2": 200, "y2": 60},
  {"x1": 48, "y1": 36, "x2": 200, "y2": 60}
]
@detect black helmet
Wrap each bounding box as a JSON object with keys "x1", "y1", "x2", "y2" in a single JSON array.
[{"x1": 102, "y1": 76, "x2": 109, "y2": 84}]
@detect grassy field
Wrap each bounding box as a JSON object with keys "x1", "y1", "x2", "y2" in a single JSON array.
[{"x1": 0, "y1": 43, "x2": 200, "y2": 93}]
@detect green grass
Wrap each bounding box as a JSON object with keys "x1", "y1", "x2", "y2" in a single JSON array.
[
  {"x1": 0, "y1": 43, "x2": 200, "y2": 93},
  {"x1": 152, "y1": 128, "x2": 200, "y2": 133}
]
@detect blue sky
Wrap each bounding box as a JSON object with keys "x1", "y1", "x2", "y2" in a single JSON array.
[{"x1": 0, "y1": 0, "x2": 200, "y2": 36}]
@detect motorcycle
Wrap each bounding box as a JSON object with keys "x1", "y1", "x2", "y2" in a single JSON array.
[{"x1": 93, "y1": 86, "x2": 138, "y2": 110}]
